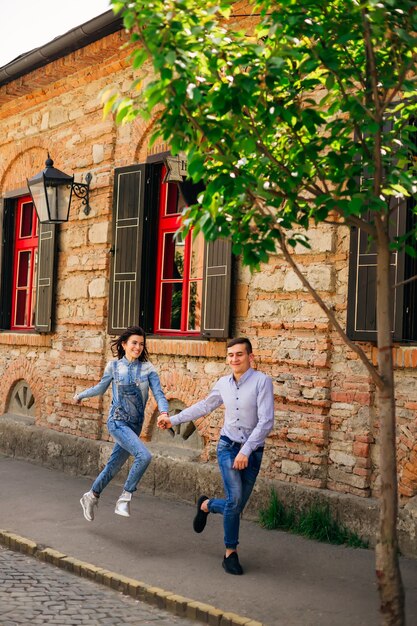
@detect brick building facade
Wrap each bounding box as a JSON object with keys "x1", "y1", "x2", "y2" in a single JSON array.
[{"x1": 1, "y1": 6, "x2": 417, "y2": 549}]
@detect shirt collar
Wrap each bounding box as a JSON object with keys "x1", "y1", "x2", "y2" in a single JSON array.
[
  {"x1": 229, "y1": 367, "x2": 254, "y2": 385},
  {"x1": 121, "y1": 356, "x2": 138, "y2": 365}
]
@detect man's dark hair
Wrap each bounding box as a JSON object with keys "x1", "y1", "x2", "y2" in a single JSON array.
[{"x1": 226, "y1": 337, "x2": 253, "y2": 354}]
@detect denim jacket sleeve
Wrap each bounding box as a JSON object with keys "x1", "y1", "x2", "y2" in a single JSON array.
[
  {"x1": 77, "y1": 361, "x2": 113, "y2": 400},
  {"x1": 147, "y1": 365, "x2": 169, "y2": 413}
]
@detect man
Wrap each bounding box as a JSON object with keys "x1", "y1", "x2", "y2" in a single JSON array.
[{"x1": 158, "y1": 337, "x2": 274, "y2": 575}]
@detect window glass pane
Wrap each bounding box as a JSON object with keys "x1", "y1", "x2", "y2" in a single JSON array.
[
  {"x1": 17, "y1": 251, "x2": 31, "y2": 287},
  {"x1": 163, "y1": 232, "x2": 185, "y2": 279},
  {"x1": 190, "y1": 232, "x2": 204, "y2": 279},
  {"x1": 15, "y1": 290, "x2": 28, "y2": 326},
  {"x1": 188, "y1": 280, "x2": 203, "y2": 331},
  {"x1": 160, "y1": 283, "x2": 183, "y2": 329},
  {"x1": 20, "y1": 202, "x2": 34, "y2": 238},
  {"x1": 165, "y1": 183, "x2": 187, "y2": 215}
]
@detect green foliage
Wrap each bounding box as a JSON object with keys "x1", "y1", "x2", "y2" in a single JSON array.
[
  {"x1": 259, "y1": 489, "x2": 369, "y2": 549},
  {"x1": 106, "y1": 0, "x2": 417, "y2": 269}
]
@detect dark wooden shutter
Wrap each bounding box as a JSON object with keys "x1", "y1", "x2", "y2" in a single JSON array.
[
  {"x1": 201, "y1": 238, "x2": 232, "y2": 339},
  {"x1": 140, "y1": 164, "x2": 160, "y2": 332},
  {"x1": 391, "y1": 197, "x2": 407, "y2": 340},
  {"x1": 108, "y1": 164, "x2": 146, "y2": 334},
  {"x1": 0, "y1": 198, "x2": 16, "y2": 330},
  {"x1": 34, "y1": 222, "x2": 57, "y2": 332},
  {"x1": 347, "y1": 199, "x2": 407, "y2": 342},
  {"x1": 347, "y1": 116, "x2": 410, "y2": 341},
  {"x1": 402, "y1": 201, "x2": 417, "y2": 340}
]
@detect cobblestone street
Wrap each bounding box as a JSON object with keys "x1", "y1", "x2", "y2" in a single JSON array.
[{"x1": 0, "y1": 547, "x2": 194, "y2": 626}]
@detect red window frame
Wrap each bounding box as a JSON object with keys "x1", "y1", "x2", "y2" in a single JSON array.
[
  {"x1": 10, "y1": 196, "x2": 39, "y2": 331},
  {"x1": 153, "y1": 168, "x2": 204, "y2": 335}
]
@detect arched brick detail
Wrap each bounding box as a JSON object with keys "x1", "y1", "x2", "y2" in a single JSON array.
[
  {"x1": 112, "y1": 116, "x2": 160, "y2": 167},
  {"x1": 141, "y1": 370, "x2": 217, "y2": 443},
  {"x1": 114, "y1": 114, "x2": 167, "y2": 167},
  {"x1": 0, "y1": 145, "x2": 47, "y2": 194},
  {"x1": 0, "y1": 357, "x2": 46, "y2": 422},
  {"x1": 134, "y1": 115, "x2": 168, "y2": 163}
]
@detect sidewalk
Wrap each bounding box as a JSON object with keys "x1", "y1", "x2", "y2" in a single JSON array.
[{"x1": 1, "y1": 454, "x2": 417, "y2": 626}]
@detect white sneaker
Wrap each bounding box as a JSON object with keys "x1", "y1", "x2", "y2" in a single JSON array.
[
  {"x1": 115, "y1": 490, "x2": 132, "y2": 517},
  {"x1": 80, "y1": 491, "x2": 98, "y2": 522}
]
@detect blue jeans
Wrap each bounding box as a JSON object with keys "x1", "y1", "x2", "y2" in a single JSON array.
[
  {"x1": 207, "y1": 436, "x2": 263, "y2": 550},
  {"x1": 92, "y1": 418, "x2": 152, "y2": 494}
]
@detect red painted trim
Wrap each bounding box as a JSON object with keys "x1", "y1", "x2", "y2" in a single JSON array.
[
  {"x1": 153, "y1": 168, "x2": 167, "y2": 333},
  {"x1": 181, "y1": 227, "x2": 192, "y2": 330},
  {"x1": 10, "y1": 196, "x2": 38, "y2": 330}
]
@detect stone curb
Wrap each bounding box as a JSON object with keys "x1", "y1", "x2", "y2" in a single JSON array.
[{"x1": 0, "y1": 529, "x2": 263, "y2": 626}]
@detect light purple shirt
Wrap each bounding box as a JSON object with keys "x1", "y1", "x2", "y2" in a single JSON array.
[{"x1": 170, "y1": 367, "x2": 274, "y2": 457}]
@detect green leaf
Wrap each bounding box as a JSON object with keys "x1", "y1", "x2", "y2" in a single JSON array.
[
  {"x1": 405, "y1": 245, "x2": 417, "y2": 258},
  {"x1": 101, "y1": 91, "x2": 117, "y2": 119},
  {"x1": 132, "y1": 48, "x2": 148, "y2": 69}
]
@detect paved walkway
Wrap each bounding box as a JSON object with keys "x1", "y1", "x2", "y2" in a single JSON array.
[
  {"x1": 0, "y1": 545, "x2": 194, "y2": 625},
  {"x1": 1, "y1": 455, "x2": 417, "y2": 626}
]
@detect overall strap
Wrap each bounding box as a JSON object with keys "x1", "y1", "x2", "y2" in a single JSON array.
[
  {"x1": 135, "y1": 360, "x2": 142, "y2": 381},
  {"x1": 112, "y1": 359, "x2": 119, "y2": 383}
]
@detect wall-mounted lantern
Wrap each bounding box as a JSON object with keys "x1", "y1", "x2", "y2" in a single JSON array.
[
  {"x1": 27, "y1": 154, "x2": 92, "y2": 223},
  {"x1": 163, "y1": 153, "x2": 187, "y2": 183}
]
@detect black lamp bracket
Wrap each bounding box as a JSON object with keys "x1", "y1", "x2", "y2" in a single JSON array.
[{"x1": 72, "y1": 172, "x2": 92, "y2": 215}]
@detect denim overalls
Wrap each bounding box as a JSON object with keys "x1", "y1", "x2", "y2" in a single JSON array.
[
  {"x1": 112, "y1": 360, "x2": 145, "y2": 424},
  {"x1": 91, "y1": 361, "x2": 152, "y2": 495}
]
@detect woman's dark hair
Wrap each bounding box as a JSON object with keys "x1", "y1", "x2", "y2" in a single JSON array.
[
  {"x1": 226, "y1": 337, "x2": 253, "y2": 354},
  {"x1": 111, "y1": 326, "x2": 149, "y2": 361}
]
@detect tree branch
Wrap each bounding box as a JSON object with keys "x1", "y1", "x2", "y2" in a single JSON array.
[
  {"x1": 277, "y1": 226, "x2": 384, "y2": 390},
  {"x1": 362, "y1": 8, "x2": 382, "y2": 118},
  {"x1": 382, "y1": 51, "x2": 417, "y2": 113},
  {"x1": 392, "y1": 272, "x2": 417, "y2": 290},
  {"x1": 343, "y1": 214, "x2": 377, "y2": 237},
  {"x1": 249, "y1": 124, "x2": 326, "y2": 198}
]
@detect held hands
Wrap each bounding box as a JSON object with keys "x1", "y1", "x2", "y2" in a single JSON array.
[
  {"x1": 157, "y1": 413, "x2": 172, "y2": 429},
  {"x1": 233, "y1": 452, "x2": 249, "y2": 470}
]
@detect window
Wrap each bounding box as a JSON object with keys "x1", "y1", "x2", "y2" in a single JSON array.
[
  {"x1": 347, "y1": 197, "x2": 417, "y2": 343},
  {"x1": 108, "y1": 161, "x2": 232, "y2": 338},
  {"x1": 11, "y1": 197, "x2": 38, "y2": 330},
  {"x1": 154, "y1": 167, "x2": 204, "y2": 334},
  {"x1": 0, "y1": 195, "x2": 57, "y2": 332},
  {"x1": 347, "y1": 118, "x2": 417, "y2": 343}
]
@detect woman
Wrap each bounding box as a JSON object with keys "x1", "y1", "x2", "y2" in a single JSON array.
[{"x1": 74, "y1": 326, "x2": 168, "y2": 521}]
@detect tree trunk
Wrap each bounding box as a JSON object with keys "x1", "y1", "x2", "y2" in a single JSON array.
[{"x1": 375, "y1": 234, "x2": 405, "y2": 625}]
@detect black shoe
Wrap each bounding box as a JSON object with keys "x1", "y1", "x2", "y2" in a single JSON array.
[
  {"x1": 193, "y1": 495, "x2": 209, "y2": 533},
  {"x1": 222, "y1": 552, "x2": 243, "y2": 575}
]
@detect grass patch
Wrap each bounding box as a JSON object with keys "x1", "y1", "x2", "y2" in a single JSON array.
[
  {"x1": 259, "y1": 489, "x2": 369, "y2": 549},
  {"x1": 259, "y1": 488, "x2": 296, "y2": 530}
]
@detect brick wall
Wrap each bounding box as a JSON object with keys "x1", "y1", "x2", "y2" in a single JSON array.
[{"x1": 0, "y1": 11, "x2": 416, "y2": 504}]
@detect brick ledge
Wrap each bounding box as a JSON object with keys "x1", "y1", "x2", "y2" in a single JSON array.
[
  {"x1": 147, "y1": 338, "x2": 226, "y2": 358},
  {"x1": 371, "y1": 345, "x2": 417, "y2": 369},
  {"x1": 0, "y1": 333, "x2": 52, "y2": 348}
]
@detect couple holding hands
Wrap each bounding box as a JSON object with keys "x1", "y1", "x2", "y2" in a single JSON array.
[{"x1": 74, "y1": 326, "x2": 274, "y2": 576}]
